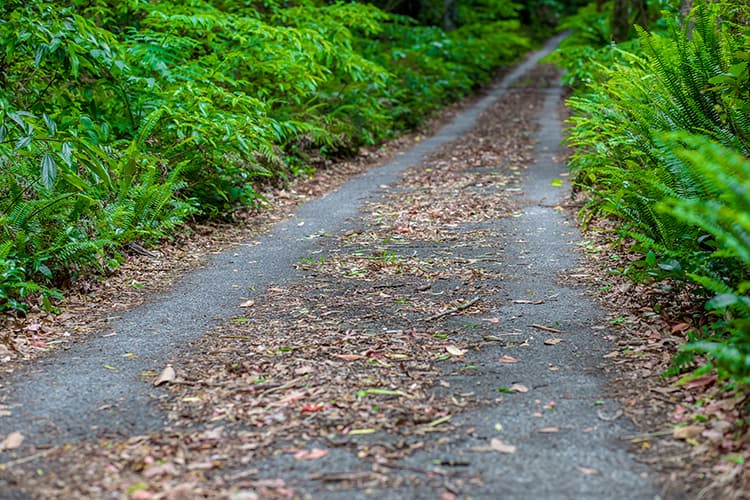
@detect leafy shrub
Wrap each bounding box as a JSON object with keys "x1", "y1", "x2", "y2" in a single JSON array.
[{"x1": 560, "y1": 2, "x2": 750, "y2": 382}]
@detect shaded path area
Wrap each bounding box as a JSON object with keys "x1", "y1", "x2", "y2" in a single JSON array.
[{"x1": 0, "y1": 36, "x2": 664, "y2": 498}]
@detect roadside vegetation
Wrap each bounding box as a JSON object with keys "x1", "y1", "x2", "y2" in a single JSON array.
[
  {"x1": 555, "y1": 0, "x2": 750, "y2": 400},
  {"x1": 1, "y1": 0, "x2": 572, "y2": 314}
]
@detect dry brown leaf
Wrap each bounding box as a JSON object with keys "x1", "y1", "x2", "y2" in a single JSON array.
[
  {"x1": 130, "y1": 490, "x2": 153, "y2": 500},
  {"x1": 154, "y1": 364, "x2": 176, "y2": 386},
  {"x1": 673, "y1": 425, "x2": 703, "y2": 440},
  {"x1": 293, "y1": 448, "x2": 329, "y2": 461},
  {"x1": 510, "y1": 383, "x2": 529, "y2": 393},
  {"x1": 681, "y1": 375, "x2": 717, "y2": 390},
  {"x1": 239, "y1": 299, "x2": 255, "y2": 308},
  {"x1": 603, "y1": 351, "x2": 619, "y2": 359},
  {"x1": 446, "y1": 345, "x2": 466, "y2": 356},
  {"x1": 333, "y1": 354, "x2": 363, "y2": 361},
  {"x1": 0, "y1": 431, "x2": 24, "y2": 451},
  {"x1": 143, "y1": 462, "x2": 179, "y2": 478},
  {"x1": 490, "y1": 438, "x2": 517, "y2": 454},
  {"x1": 544, "y1": 338, "x2": 562, "y2": 346},
  {"x1": 499, "y1": 355, "x2": 518, "y2": 363}
]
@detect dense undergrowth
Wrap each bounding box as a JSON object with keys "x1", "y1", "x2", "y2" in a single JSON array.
[
  {"x1": 0, "y1": 0, "x2": 535, "y2": 312},
  {"x1": 555, "y1": 1, "x2": 750, "y2": 384}
]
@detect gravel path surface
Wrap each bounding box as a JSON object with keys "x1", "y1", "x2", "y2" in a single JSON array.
[{"x1": 0, "y1": 34, "x2": 664, "y2": 499}]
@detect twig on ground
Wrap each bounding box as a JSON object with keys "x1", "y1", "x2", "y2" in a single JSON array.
[
  {"x1": 422, "y1": 297, "x2": 480, "y2": 322},
  {"x1": 530, "y1": 323, "x2": 562, "y2": 333},
  {"x1": 0, "y1": 446, "x2": 59, "y2": 470},
  {"x1": 620, "y1": 429, "x2": 674, "y2": 442}
]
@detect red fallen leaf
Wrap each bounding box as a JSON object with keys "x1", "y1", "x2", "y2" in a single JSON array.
[
  {"x1": 365, "y1": 351, "x2": 384, "y2": 359},
  {"x1": 682, "y1": 375, "x2": 717, "y2": 390},
  {"x1": 293, "y1": 448, "x2": 329, "y2": 461},
  {"x1": 499, "y1": 355, "x2": 518, "y2": 363},
  {"x1": 334, "y1": 354, "x2": 363, "y2": 361},
  {"x1": 301, "y1": 403, "x2": 329, "y2": 413},
  {"x1": 32, "y1": 340, "x2": 48, "y2": 348},
  {"x1": 394, "y1": 226, "x2": 412, "y2": 234}
]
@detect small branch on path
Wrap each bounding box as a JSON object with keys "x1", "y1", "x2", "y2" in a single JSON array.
[
  {"x1": 259, "y1": 375, "x2": 309, "y2": 396},
  {"x1": 372, "y1": 283, "x2": 407, "y2": 289},
  {"x1": 310, "y1": 471, "x2": 387, "y2": 483},
  {"x1": 530, "y1": 324, "x2": 562, "y2": 334},
  {"x1": 377, "y1": 460, "x2": 449, "y2": 476},
  {"x1": 619, "y1": 429, "x2": 673, "y2": 442},
  {"x1": 0, "y1": 446, "x2": 59, "y2": 470},
  {"x1": 422, "y1": 297, "x2": 480, "y2": 322}
]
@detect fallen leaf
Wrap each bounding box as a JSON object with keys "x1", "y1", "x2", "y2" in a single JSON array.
[
  {"x1": 537, "y1": 427, "x2": 560, "y2": 433},
  {"x1": 130, "y1": 490, "x2": 153, "y2": 500},
  {"x1": 576, "y1": 466, "x2": 600, "y2": 475},
  {"x1": 681, "y1": 375, "x2": 717, "y2": 390},
  {"x1": 301, "y1": 403, "x2": 327, "y2": 413},
  {"x1": 165, "y1": 484, "x2": 199, "y2": 499},
  {"x1": 334, "y1": 354, "x2": 363, "y2": 361},
  {"x1": 293, "y1": 448, "x2": 329, "y2": 461},
  {"x1": 603, "y1": 351, "x2": 619, "y2": 359},
  {"x1": 154, "y1": 364, "x2": 176, "y2": 386},
  {"x1": 671, "y1": 322, "x2": 691, "y2": 333},
  {"x1": 0, "y1": 431, "x2": 24, "y2": 451},
  {"x1": 143, "y1": 462, "x2": 179, "y2": 478},
  {"x1": 673, "y1": 425, "x2": 703, "y2": 440},
  {"x1": 544, "y1": 338, "x2": 562, "y2": 346},
  {"x1": 499, "y1": 355, "x2": 518, "y2": 364},
  {"x1": 446, "y1": 346, "x2": 466, "y2": 356},
  {"x1": 490, "y1": 438, "x2": 516, "y2": 454},
  {"x1": 597, "y1": 409, "x2": 623, "y2": 421},
  {"x1": 239, "y1": 299, "x2": 255, "y2": 308},
  {"x1": 510, "y1": 383, "x2": 529, "y2": 393}
]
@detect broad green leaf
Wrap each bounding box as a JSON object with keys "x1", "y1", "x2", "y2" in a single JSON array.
[
  {"x1": 41, "y1": 153, "x2": 57, "y2": 189},
  {"x1": 14, "y1": 136, "x2": 32, "y2": 151}
]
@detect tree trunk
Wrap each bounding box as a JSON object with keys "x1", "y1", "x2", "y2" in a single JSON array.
[
  {"x1": 442, "y1": 0, "x2": 456, "y2": 31},
  {"x1": 611, "y1": 0, "x2": 631, "y2": 42},
  {"x1": 633, "y1": 0, "x2": 648, "y2": 28},
  {"x1": 680, "y1": 0, "x2": 693, "y2": 19}
]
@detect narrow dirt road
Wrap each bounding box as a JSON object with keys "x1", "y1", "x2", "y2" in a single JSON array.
[{"x1": 0, "y1": 36, "x2": 665, "y2": 498}]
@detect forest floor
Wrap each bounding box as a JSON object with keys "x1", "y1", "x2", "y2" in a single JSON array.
[{"x1": 0, "y1": 38, "x2": 747, "y2": 499}]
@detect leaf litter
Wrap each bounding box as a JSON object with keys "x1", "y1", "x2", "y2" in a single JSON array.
[{"x1": 0, "y1": 70, "x2": 547, "y2": 498}]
